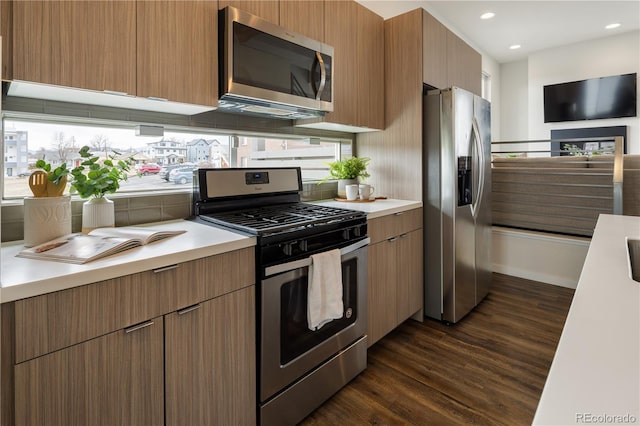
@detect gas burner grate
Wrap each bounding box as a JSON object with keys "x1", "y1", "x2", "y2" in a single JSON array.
[{"x1": 200, "y1": 203, "x2": 363, "y2": 234}]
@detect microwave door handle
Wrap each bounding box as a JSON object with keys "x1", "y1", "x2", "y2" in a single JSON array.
[{"x1": 315, "y1": 52, "x2": 326, "y2": 101}]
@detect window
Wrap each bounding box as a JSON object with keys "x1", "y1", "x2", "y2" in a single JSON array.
[
  {"x1": 2, "y1": 115, "x2": 348, "y2": 199},
  {"x1": 481, "y1": 71, "x2": 491, "y2": 102}
]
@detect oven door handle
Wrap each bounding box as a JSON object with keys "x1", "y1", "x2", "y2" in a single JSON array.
[{"x1": 264, "y1": 237, "x2": 370, "y2": 277}]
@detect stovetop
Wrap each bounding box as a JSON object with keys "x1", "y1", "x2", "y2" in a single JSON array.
[{"x1": 198, "y1": 202, "x2": 365, "y2": 236}]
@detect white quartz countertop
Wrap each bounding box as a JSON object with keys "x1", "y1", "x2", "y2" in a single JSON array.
[
  {"x1": 312, "y1": 198, "x2": 422, "y2": 219},
  {"x1": 533, "y1": 214, "x2": 640, "y2": 425},
  {"x1": 1, "y1": 219, "x2": 256, "y2": 303}
]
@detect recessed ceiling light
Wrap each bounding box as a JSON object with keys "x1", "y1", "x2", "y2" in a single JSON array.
[
  {"x1": 509, "y1": 44, "x2": 521, "y2": 50},
  {"x1": 480, "y1": 12, "x2": 495, "y2": 20},
  {"x1": 605, "y1": 23, "x2": 621, "y2": 29}
]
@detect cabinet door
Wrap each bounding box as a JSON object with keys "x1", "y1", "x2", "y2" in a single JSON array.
[
  {"x1": 165, "y1": 287, "x2": 256, "y2": 426},
  {"x1": 446, "y1": 30, "x2": 482, "y2": 95},
  {"x1": 279, "y1": 0, "x2": 323, "y2": 41},
  {"x1": 356, "y1": 3, "x2": 384, "y2": 129},
  {"x1": 14, "y1": 317, "x2": 164, "y2": 426},
  {"x1": 1, "y1": 0, "x2": 12, "y2": 79},
  {"x1": 324, "y1": 0, "x2": 358, "y2": 126},
  {"x1": 367, "y1": 240, "x2": 398, "y2": 347},
  {"x1": 13, "y1": 1, "x2": 136, "y2": 94},
  {"x1": 396, "y1": 229, "x2": 424, "y2": 322},
  {"x1": 137, "y1": 1, "x2": 218, "y2": 107},
  {"x1": 422, "y1": 10, "x2": 448, "y2": 89},
  {"x1": 219, "y1": 0, "x2": 279, "y2": 24}
]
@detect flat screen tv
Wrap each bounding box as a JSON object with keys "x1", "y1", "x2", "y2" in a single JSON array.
[{"x1": 544, "y1": 73, "x2": 637, "y2": 123}]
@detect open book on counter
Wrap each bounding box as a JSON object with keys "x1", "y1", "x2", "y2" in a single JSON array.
[{"x1": 16, "y1": 226, "x2": 187, "y2": 264}]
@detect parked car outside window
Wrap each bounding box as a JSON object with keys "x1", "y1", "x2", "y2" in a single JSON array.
[
  {"x1": 138, "y1": 163, "x2": 161, "y2": 175},
  {"x1": 159, "y1": 163, "x2": 194, "y2": 181},
  {"x1": 169, "y1": 167, "x2": 197, "y2": 184}
]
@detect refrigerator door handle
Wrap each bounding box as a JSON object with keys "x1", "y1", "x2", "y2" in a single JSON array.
[{"x1": 471, "y1": 117, "x2": 485, "y2": 219}]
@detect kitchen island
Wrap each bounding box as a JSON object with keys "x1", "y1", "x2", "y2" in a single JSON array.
[{"x1": 533, "y1": 214, "x2": 640, "y2": 425}]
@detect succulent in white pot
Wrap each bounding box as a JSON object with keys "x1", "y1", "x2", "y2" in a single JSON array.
[{"x1": 69, "y1": 146, "x2": 135, "y2": 233}]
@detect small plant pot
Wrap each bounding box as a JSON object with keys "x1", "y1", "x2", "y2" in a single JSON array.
[
  {"x1": 23, "y1": 195, "x2": 72, "y2": 247},
  {"x1": 82, "y1": 197, "x2": 115, "y2": 233},
  {"x1": 337, "y1": 179, "x2": 359, "y2": 198}
]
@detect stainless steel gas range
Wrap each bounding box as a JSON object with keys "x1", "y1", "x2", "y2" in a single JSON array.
[{"x1": 193, "y1": 167, "x2": 369, "y2": 425}]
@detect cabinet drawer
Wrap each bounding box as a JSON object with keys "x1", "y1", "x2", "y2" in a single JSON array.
[
  {"x1": 368, "y1": 208, "x2": 423, "y2": 243},
  {"x1": 14, "y1": 247, "x2": 255, "y2": 363}
]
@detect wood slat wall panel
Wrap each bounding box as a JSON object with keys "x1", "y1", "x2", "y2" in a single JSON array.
[
  {"x1": 493, "y1": 181, "x2": 612, "y2": 197},
  {"x1": 492, "y1": 191, "x2": 612, "y2": 210}
]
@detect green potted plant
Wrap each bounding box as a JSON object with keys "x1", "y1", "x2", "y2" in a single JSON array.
[
  {"x1": 69, "y1": 145, "x2": 135, "y2": 233},
  {"x1": 324, "y1": 156, "x2": 371, "y2": 198}
]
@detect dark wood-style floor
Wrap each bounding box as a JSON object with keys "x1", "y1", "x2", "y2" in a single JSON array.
[{"x1": 301, "y1": 273, "x2": 575, "y2": 425}]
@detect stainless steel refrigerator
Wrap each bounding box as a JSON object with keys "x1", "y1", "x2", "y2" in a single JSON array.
[{"x1": 424, "y1": 86, "x2": 492, "y2": 323}]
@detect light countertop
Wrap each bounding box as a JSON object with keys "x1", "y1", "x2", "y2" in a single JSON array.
[
  {"x1": 1, "y1": 219, "x2": 256, "y2": 303},
  {"x1": 312, "y1": 198, "x2": 422, "y2": 219},
  {"x1": 1, "y1": 199, "x2": 421, "y2": 303},
  {"x1": 533, "y1": 214, "x2": 640, "y2": 425}
]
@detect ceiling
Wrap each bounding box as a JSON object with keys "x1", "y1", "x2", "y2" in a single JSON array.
[{"x1": 356, "y1": 1, "x2": 640, "y2": 63}]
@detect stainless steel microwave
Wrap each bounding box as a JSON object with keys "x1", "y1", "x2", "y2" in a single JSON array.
[{"x1": 218, "y1": 6, "x2": 334, "y2": 120}]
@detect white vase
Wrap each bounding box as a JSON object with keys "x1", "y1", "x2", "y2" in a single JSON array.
[
  {"x1": 337, "y1": 178, "x2": 359, "y2": 198},
  {"x1": 82, "y1": 197, "x2": 115, "y2": 234},
  {"x1": 23, "y1": 196, "x2": 72, "y2": 247}
]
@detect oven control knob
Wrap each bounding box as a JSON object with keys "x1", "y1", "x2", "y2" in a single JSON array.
[
  {"x1": 342, "y1": 229, "x2": 350, "y2": 240},
  {"x1": 353, "y1": 226, "x2": 361, "y2": 237},
  {"x1": 298, "y1": 240, "x2": 308, "y2": 252},
  {"x1": 282, "y1": 243, "x2": 293, "y2": 256},
  {"x1": 345, "y1": 308, "x2": 353, "y2": 319}
]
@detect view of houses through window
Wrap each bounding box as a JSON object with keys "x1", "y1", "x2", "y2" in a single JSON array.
[{"x1": 2, "y1": 116, "x2": 348, "y2": 199}]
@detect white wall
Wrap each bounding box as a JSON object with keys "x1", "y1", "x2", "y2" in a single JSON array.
[
  {"x1": 499, "y1": 59, "x2": 529, "y2": 142},
  {"x1": 501, "y1": 30, "x2": 640, "y2": 153}
]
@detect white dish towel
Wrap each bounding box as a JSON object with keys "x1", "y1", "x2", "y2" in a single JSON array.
[{"x1": 307, "y1": 249, "x2": 344, "y2": 331}]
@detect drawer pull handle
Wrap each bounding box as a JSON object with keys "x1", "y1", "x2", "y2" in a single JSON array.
[
  {"x1": 388, "y1": 237, "x2": 398, "y2": 242},
  {"x1": 125, "y1": 320, "x2": 154, "y2": 334},
  {"x1": 394, "y1": 212, "x2": 404, "y2": 216},
  {"x1": 153, "y1": 264, "x2": 178, "y2": 273},
  {"x1": 400, "y1": 233, "x2": 409, "y2": 238},
  {"x1": 177, "y1": 304, "x2": 201, "y2": 316}
]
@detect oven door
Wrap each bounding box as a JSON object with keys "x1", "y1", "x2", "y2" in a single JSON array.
[{"x1": 260, "y1": 238, "x2": 368, "y2": 402}]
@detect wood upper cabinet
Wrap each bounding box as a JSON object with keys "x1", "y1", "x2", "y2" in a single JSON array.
[
  {"x1": 446, "y1": 30, "x2": 482, "y2": 95},
  {"x1": 422, "y1": 9, "x2": 482, "y2": 95},
  {"x1": 219, "y1": 0, "x2": 279, "y2": 24},
  {"x1": 319, "y1": 1, "x2": 384, "y2": 130},
  {"x1": 356, "y1": 2, "x2": 384, "y2": 129},
  {"x1": 0, "y1": 0, "x2": 12, "y2": 80},
  {"x1": 14, "y1": 317, "x2": 164, "y2": 426},
  {"x1": 137, "y1": 1, "x2": 218, "y2": 107},
  {"x1": 279, "y1": 0, "x2": 324, "y2": 41},
  {"x1": 165, "y1": 287, "x2": 256, "y2": 426},
  {"x1": 12, "y1": 1, "x2": 136, "y2": 94},
  {"x1": 422, "y1": 10, "x2": 448, "y2": 90},
  {"x1": 324, "y1": 0, "x2": 358, "y2": 127}
]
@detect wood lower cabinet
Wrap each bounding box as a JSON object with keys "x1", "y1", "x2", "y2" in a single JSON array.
[
  {"x1": 2, "y1": 248, "x2": 256, "y2": 426},
  {"x1": 367, "y1": 208, "x2": 423, "y2": 347},
  {"x1": 14, "y1": 317, "x2": 165, "y2": 426},
  {"x1": 165, "y1": 287, "x2": 256, "y2": 426}
]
